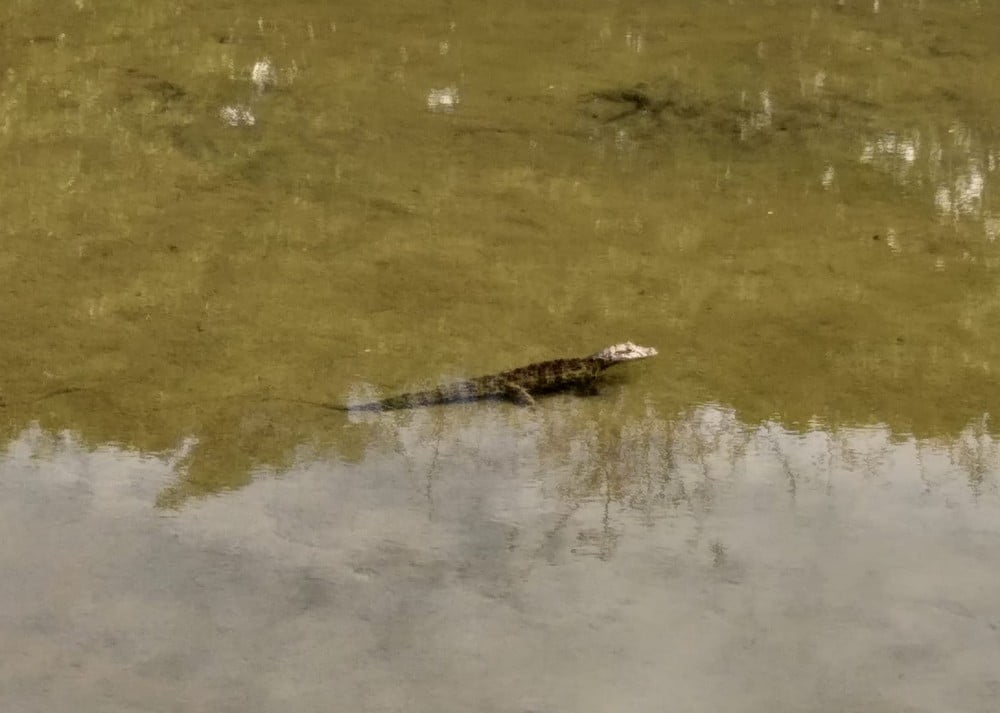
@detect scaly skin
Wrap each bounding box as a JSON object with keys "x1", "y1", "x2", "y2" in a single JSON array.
[{"x1": 341, "y1": 341, "x2": 657, "y2": 412}]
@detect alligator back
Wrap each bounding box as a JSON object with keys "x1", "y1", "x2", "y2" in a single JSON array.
[
  {"x1": 343, "y1": 342, "x2": 656, "y2": 412},
  {"x1": 488, "y1": 357, "x2": 603, "y2": 394},
  {"x1": 349, "y1": 357, "x2": 604, "y2": 411}
]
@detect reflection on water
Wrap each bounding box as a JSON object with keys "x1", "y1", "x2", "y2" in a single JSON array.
[
  {"x1": 737, "y1": 89, "x2": 773, "y2": 140},
  {"x1": 861, "y1": 121, "x2": 998, "y2": 231},
  {"x1": 4, "y1": 0, "x2": 1000, "y2": 704},
  {"x1": 2, "y1": 407, "x2": 998, "y2": 711},
  {"x1": 426, "y1": 86, "x2": 460, "y2": 113},
  {"x1": 5, "y1": 403, "x2": 999, "y2": 544},
  {"x1": 860, "y1": 129, "x2": 919, "y2": 179}
]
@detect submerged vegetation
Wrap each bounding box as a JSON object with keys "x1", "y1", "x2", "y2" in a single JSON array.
[{"x1": 1, "y1": 0, "x2": 998, "y2": 502}]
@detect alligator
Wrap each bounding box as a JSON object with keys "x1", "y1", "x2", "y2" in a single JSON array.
[{"x1": 325, "y1": 341, "x2": 657, "y2": 412}]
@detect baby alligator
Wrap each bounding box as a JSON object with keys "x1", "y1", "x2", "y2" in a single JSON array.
[{"x1": 329, "y1": 341, "x2": 657, "y2": 412}]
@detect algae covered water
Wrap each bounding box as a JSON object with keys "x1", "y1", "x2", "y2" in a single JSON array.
[{"x1": 1, "y1": 1, "x2": 998, "y2": 710}]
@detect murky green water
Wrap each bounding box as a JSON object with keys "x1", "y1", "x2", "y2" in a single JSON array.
[{"x1": 2, "y1": 1, "x2": 998, "y2": 711}]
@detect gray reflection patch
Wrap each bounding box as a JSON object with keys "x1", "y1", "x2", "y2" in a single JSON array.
[{"x1": 1, "y1": 411, "x2": 999, "y2": 713}]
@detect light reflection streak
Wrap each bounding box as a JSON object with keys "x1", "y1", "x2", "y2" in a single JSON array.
[
  {"x1": 738, "y1": 89, "x2": 773, "y2": 140},
  {"x1": 859, "y1": 122, "x2": 997, "y2": 227}
]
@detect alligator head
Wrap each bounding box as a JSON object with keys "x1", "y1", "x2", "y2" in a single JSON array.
[{"x1": 590, "y1": 341, "x2": 658, "y2": 364}]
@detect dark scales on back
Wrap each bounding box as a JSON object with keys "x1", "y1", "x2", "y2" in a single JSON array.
[{"x1": 337, "y1": 342, "x2": 657, "y2": 412}]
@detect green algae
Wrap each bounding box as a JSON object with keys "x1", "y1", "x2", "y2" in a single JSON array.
[{"x1": 2, "y1": 0, "x2": 999, "y2": 502}]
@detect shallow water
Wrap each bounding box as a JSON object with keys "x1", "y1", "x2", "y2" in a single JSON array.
[{"x1": 1, "y1": 0, "x2": 999, "y2": 710}]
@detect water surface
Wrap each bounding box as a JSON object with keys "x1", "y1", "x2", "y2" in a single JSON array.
[{"x1": 1, "y1": 0, "x2": 999, "y2": 710}]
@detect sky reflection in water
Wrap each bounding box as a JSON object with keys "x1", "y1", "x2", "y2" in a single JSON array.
[{"x1": 2, "y1": 406, "x2": 997, "y2": 711}]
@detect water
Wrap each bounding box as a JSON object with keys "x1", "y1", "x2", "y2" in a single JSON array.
[{"x1": 1, "y1": 1, "x2": 998, "y2": 710}]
